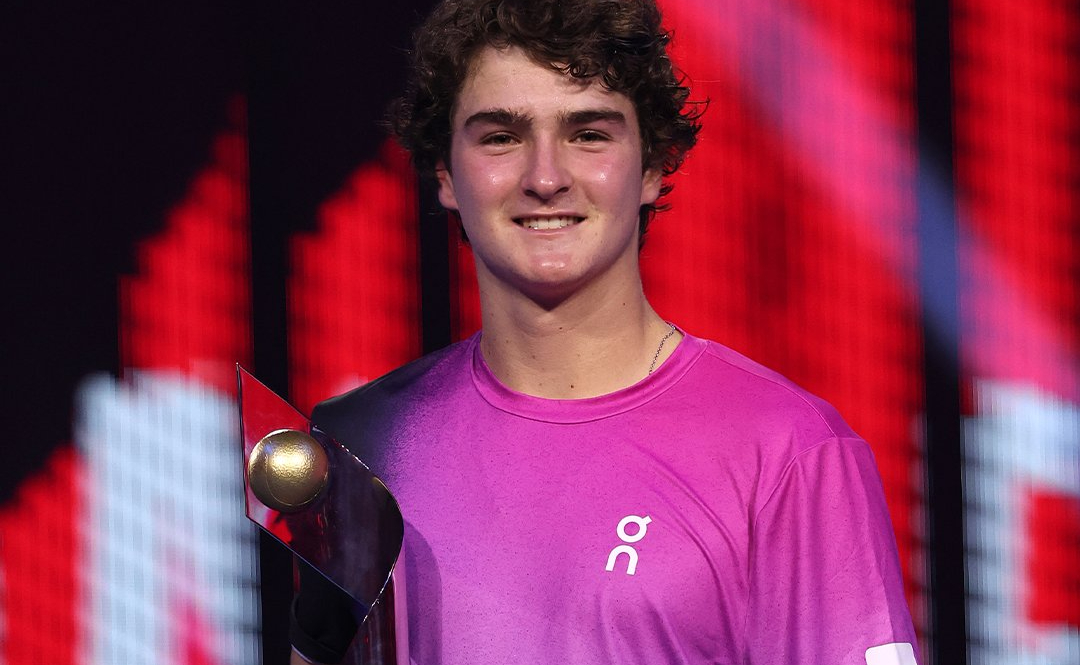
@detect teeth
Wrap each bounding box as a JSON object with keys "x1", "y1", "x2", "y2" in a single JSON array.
[{"x1": 519, "y1": 217, "x2": 580, "y2": 230}]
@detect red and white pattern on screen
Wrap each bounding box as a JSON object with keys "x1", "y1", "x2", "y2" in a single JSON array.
[
  {"x1": 0, "y1": 96, "x2": 259, "y2": 665},
  {"x1": 954, "y1": 1, "x2": 1080, "y2": 661}
]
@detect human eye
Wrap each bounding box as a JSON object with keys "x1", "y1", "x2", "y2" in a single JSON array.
[
  {"x1": 573, "y1": 129, "x2": 610, "y2": 144},
  {"x1": 480, "y1": 132, "x2": 518, "y2": 147}
]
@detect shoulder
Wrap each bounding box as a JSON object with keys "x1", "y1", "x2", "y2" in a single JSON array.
[
  {"x1": 311, "y1": 335, "x2": 474, "y2": 446},
  {"x1": 678, "y1": 335, "x2": 859, "y2": 451},
  {"x1": 680, "y1": 338, "x2": 890, "y2": 523}
]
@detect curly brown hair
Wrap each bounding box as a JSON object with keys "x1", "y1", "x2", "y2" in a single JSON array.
[{"x1": 389, "y1": 0, "x2": 703, "y2": 235}]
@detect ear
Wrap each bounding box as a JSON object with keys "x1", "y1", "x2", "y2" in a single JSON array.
[
  {"x1": 640, "y1": 168, "x2": 662, "y2": 206},
  {"x1": 435, "y1": 160, "x2": 459, "y2": 211}
]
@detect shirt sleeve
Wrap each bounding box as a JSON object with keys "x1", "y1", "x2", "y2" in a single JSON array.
[{"x1": 743, "y1": 437, "x2": 921, "y2": 664}]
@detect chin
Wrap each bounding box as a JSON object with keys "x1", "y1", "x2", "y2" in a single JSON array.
[{"x1": 522, "y1": 274, "x2": 597, "y2": 308}]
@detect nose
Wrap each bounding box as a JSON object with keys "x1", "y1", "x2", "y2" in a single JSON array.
[{"x1": 521, "y1": 139, "x2": 571, "y2": 201}]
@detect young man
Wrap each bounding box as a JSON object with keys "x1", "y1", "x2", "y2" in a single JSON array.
[{"x1": 291, "y1": 0, "x2": 920, "y2": 663}]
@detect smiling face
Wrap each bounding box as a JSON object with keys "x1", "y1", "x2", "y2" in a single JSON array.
[{"x1": 437, "y1": 46, "x2": 662, "y2": 308}]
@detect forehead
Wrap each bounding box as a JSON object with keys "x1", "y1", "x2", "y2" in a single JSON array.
[{"x1": 452, "y1": 46, "x2": 637, "y2": 126}]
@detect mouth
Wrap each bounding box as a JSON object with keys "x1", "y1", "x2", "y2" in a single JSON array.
[{"x1": 514, "y1": 216, "x2": 585, "y2": 230}]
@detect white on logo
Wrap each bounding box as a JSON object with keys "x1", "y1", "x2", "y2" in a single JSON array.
[{"x1": 605, "y1": 515, "x2": 651, "y2": 575}]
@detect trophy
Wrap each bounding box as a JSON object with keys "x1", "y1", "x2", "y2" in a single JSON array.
[{"x1": 237, "y1": 366, "x2": 407, "y2": 664}]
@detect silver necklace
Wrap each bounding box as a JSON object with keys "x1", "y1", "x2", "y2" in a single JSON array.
[{"x1": 647, "y1": 323, "x2": 678, "y2": 375}]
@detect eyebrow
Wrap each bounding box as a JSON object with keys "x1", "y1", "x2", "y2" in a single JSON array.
[
  {"x1": 463, "y1": 109, "x2": 532, "y2": 129},
  {"x1": 562, "y1": 109, "x2": 627, "y2": 126},
  {"x1": 461, "y1": 108, "x2": 628, "y2": 129}
]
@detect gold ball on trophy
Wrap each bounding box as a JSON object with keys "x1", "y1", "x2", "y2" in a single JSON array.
[{"x1": 247, "y1": 429, "x2": 329, "y2": 513}]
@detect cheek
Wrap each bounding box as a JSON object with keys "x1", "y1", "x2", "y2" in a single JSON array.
[
  {"x1": 485, "y1": 170, "x2": 514, "y2": 192},
  {"x1": 581, "y1": 155, "x2": 637, "y2": 191},
  {"x1": 591, "y1": 164, "x2": 651, "y2": 212},
  {"x1": 453, "y1": 160, "x2": 518, "y2": 208}
]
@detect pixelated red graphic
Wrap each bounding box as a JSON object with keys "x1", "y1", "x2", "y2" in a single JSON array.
[
  {"x1": 954, "y1": 0, "x2": 1080, "y2": 646},
  {"x1": 0, "y1": 445, "x2": 83, "y2": 665},
  {"x1": 953, "y1": 0, "x2": 1080, "y2": 404},
  {"x1": 1025, "y1": 490, "x2": 1080, "y2": 627},
  {"x1": 118, "y1": 99, "x2": 252, "y2": 660},
  {"x1": 120, "y1": 96, "x2": 252, "y2": 393},
  {"x1": 288, "y1": 139, "x2": 421, "y2": 414}
]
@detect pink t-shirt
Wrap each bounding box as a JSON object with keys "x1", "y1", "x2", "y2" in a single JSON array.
[{"x1": 309, "y1": 331, "x2": 920, "y2": 664}]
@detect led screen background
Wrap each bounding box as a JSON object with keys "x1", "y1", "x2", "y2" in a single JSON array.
[{"x1": 1, "y1": 1, "x2": 1077, "y2": 664}]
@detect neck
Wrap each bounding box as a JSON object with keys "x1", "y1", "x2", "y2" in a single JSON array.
[{"x1": 476, "y1": 271, "x2": 681, "y2": 399}]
